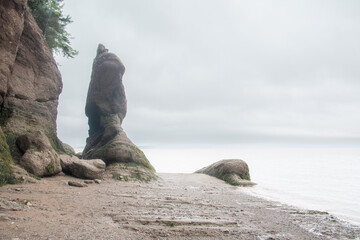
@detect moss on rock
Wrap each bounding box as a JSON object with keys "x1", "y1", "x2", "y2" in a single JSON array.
[
  {"x1": 4, "y1": 131, "x2": 22, "y2": 163},
  {"x1": 0, "y1": 161, "x2": 16, "y2": 186},
  {"x1": 0, "y1": 127, "x2": 15, "y2": 186},
  {"x1": 62, "y1": 142, "x2": 75, "y2": 155},
  {"x1": 129, "y1": 145, "x2": 155, "y2": 172},
  {"x1": 46, "y1": 133, "x2": 66, "y2": 153},
  {"x1": 108, "y1": 162, "x2": 158, "y2": 183},
  {"x1": 46, "y1": 158, "x2": 55, "y2": 174},
  {"x1": 0, "y1": 128, "x2": 12, "y2": 164},
  {"x1": 0, "y1": 106, "x2": 13, "y2": 126}
]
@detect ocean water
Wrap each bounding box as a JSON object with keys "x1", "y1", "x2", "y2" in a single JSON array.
[{"x1": 143, "y1": 147, "x2": 360, "y2": 225}]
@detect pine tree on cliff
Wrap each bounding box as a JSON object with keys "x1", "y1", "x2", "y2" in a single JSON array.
[{"x1": 28, "y1": 0, "x2": 78, "y2": 58}]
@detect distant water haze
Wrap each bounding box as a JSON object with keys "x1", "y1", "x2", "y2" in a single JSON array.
[{"x1": 142, "y1": 147, "x2": 360, "y2": 225}]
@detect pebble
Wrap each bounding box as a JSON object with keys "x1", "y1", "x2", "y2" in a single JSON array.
[
  {"x1": 94, "y1": 179, "x2": 101, "y2": 184},
  {"x1": 68, "y1": 181, "x2": 88, "y2": 187},
  {"x1": 84, "y1": 180, "x2": 94, "y2": 184}
]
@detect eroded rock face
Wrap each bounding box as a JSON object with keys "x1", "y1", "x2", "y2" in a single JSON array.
[
  {"x1": 83, "y1": 44, "x2": 154, "y2": 171},
  {"x1": 0, "y1": 0, "x2": 64, "y2": 167},
  {"x1": 85, "y1": 44, "x2": 127, "y2": 135},
  {"x1": 0, "y1": 0, "x2": 26, "y2": 97},
  {"x1": 60, "y1": 154, "x2": 105, "y2": 180},
  {"x1": 196, "y1": 159, "x2": 255, "y2": 186}
]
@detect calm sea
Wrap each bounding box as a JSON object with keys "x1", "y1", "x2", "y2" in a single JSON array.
[{"x1": 143, "y1": 147, "x2": 360, "y2": 225}]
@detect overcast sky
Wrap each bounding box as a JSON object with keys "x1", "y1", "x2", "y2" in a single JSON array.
[{"x1": 56, "y1": 0, "x2": 360, "y2": 148}]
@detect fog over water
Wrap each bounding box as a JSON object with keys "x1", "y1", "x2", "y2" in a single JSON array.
[{"x1": 56, "y1": 0, "x2": 360, "y2": 149}]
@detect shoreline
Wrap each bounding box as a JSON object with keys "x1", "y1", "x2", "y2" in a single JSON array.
[
  {"x1": 239, "y1": 185, "x2": 360, "y2": 227},
  {"x1": 144, "y1": 146, "x2": 360, "y2": 228},
  {"x1": 1, "y1": 173, "x2": 359, "y2": 239}
]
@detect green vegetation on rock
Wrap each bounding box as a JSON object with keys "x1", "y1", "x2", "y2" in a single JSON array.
[
  {"x1": 0, "y1": 106, "x2": 13, "y2": 126},
  {"x1": 129, "y1": 145, "x2": 155, "y2": 172},
  {"x1": 112, "y1": 172, "x2": 128, "y2": 181},
  {"x1": 109, "y1": 162, "x2": 158, "y2": 183},
  {"x1": 4, "y1": 132, "x2": 22, "y2": 163},
  {"x1": 46, "y1": 132, "x2": 65, "y2": 153},
  {"x1": 0, "y1": 161, "x2": 15, "y2": 186},
  {"x1": 0, "y1": 128, "x2": 15, "y2": 186},
  {"x1": 0, "y1": 128, "x2": 12, "y2": 165},
  {"x1": 221, "y1": 174, "x2": 242, "y2": 186},
  {"x1": 62, "y1": 142, "x2": 75, "y2": 155},
  {"x1": 28, "y1": 0, "x2": 78, "y2": 58},
  {"x1": 45, "y1": 158, "x2": 55, "y2": 174},
  {"x1": 29, "y1": 172, "x2": 41, "y2": 180}
]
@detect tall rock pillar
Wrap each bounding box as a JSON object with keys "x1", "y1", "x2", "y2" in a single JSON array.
[{"x1": 83, "y1": 44, "x2": 154, "y2": 171}]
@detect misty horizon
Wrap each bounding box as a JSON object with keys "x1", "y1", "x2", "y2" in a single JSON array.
[{"x1": 56, "y1": 0, "x2": 360, "y2": 148}]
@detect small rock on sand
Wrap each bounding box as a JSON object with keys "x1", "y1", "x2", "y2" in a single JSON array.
[{"x1": 68, "y1": 181, "x2": 88, "y2": 187}]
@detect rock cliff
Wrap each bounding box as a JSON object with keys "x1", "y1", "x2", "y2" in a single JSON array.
[
  {"x1": 83, "y1": 44, "x2": 154, "y2": 172},
  {"x1": 0, "y1": 0, "x2": 67, "y2": 181}
]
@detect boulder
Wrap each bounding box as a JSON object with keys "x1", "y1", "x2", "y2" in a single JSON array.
[
  {"x1": 82, "y1": 44, "x2": 154, "y2": 171},
  {"x1": 17, "y1": 131, "x2": 61, "y2": 177},
  {"x1": 60, "y1": 154, "x2": 105, "y2": 180},
  {"x1": 195, "y1": 159, "x2": 255, "y2": 186},
  {"x1": 20, "y1": 149, "x2": 61, "y2": 177}
]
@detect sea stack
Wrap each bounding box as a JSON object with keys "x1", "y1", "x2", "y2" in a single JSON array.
[{"x1": 83, "y1": 44, "x2": 154, "y2": 171}]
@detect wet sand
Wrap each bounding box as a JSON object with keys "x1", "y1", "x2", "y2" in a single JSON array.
[{"x1": 0, "y1": 173, "x2": 359, "y2": 239}]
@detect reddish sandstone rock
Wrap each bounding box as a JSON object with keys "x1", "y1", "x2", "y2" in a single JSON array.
[
  {"x1": 0, "y1": 0, "x2": 66, "y2": 180},
  {"x1": 60, "y1": 154, "x2": 105, "y2": 180},
  {"x1": 0, "y1": 1, "x2": 62, "y2": 136},
  {"x1": 83, "y1": 44, "x2": 154, "y2": 172}
]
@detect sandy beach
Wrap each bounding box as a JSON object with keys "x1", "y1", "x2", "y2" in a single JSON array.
[
  {"x1": 0, "y1": 173, "x2": 359, "y2": 240},
  {"x1": 1, "y1": 1, "x2": 360, "y2": 239}
]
